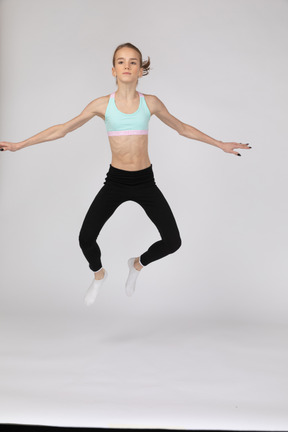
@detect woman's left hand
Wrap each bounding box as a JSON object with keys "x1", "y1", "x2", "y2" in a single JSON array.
[{"x1": 218, "y1": 141, "x2": 251, "y2": 156}]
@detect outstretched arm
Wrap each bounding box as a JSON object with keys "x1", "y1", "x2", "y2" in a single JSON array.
[
  {"x1": 0, "y1": 96, "x2": 106, "y2": 152},
  {"x1": 150, "y1": 95, "x2": 251, "y2": 157}
]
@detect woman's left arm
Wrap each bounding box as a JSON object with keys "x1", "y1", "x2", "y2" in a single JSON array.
[{"x1": 149, "y1": 95, "x2": 251, "y2": 157}]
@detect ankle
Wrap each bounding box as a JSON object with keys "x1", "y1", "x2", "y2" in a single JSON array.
[
  {"x1": 134, "y1": 257, "x2": 143, "y2": 271},
  {"x1": 94, "y1": 268, "x2": 105, "y2": 280}
]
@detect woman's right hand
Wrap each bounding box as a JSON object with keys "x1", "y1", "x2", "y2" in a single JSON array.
[{"x1": 0, "y1": 141, "x2": 21, "y2": 152}]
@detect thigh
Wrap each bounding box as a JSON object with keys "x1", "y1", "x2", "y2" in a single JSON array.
[
  {"x1": 79, "y1": 184, "x2": 125, "y2": 236},
  {"x1": 134, "y1": 185, "x2": 181, "y2": 239}
]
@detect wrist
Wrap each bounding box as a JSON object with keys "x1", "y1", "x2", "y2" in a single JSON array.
[
  {"x1": 214, "y1": 140, "x2": 223, "y2": 149},
  {"x1": 16, "y1": 141, "x2": 26, "y2": 150}
]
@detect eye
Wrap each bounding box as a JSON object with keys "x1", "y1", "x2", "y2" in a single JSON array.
[{"x1": 118, "y1": 61, "x2": 137, "y2": 65}]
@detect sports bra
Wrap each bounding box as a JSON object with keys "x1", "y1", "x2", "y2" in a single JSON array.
[{"x1": 105, "y1": 91, "x2": 151, "y2": 136}]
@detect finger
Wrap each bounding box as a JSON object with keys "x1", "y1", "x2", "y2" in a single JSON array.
[{"x1": 237, "y1": 143, "x2": 251, "y2": 149}]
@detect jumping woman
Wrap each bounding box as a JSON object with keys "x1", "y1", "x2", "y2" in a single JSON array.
[{"x1": 0, "y1": 42, "x2": 251, "y2": 306}]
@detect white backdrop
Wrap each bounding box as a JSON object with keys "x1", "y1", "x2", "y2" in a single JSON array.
[{"x1": 0, "y1": 0, "x2": 287, "y2": 322}]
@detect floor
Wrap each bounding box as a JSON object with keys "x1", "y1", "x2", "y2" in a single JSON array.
[{"x1": 0, "y1": 311, "x2": 287, "y2": 430}]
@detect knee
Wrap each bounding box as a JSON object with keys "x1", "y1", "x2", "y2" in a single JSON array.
[
  {"x1": 167, "y1": 234, "x2": 182, "y2": 254},
  {"x1": 78, "y1": 231, "x2": 89, "y2": 250},
  {"x1": 79, "y1": 227, "x2": 100, "y2": 250},
  {"x1": 173, "y1": 235, "x2": 182, "y2": 252},
  {"x1": 78, "y1": 235, "x2": 84, "y2": 250}
]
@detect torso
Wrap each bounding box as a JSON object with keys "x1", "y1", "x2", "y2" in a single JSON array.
[{"x1": 96, "y1": 93, "x2": 154, "y2": 171}]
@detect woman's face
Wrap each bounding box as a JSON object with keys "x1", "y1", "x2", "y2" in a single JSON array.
[{"x1": 113, "y1": 48, "x2": 143, "y2": 84}]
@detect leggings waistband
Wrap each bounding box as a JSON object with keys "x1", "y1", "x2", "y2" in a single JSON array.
[{"x1": 104, "y1": 163, "x2": 156, "y2": 187}]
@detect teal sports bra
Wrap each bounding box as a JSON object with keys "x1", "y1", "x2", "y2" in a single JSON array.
[{"x1": 105, "y1": 91, "x2": 151, "y2": 136}]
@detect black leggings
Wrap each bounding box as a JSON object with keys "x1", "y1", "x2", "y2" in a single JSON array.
[{"x1": 78, "y1": 163, "x2": 182, "y2": 272}]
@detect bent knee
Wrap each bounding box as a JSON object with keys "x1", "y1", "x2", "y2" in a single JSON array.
[
  {"x1": 78, "y1": 232, "x2": 90, "y2": 249},
  {"x1": 173, "y1": 235, "x2": 182, "y2": 251},
  {"x1": 166, "y1": 235, "x2": 182, "y2": 254}
]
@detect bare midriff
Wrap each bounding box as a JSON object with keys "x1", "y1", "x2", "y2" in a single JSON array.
[
  {"x1": 108, "y1": 134, "x2": 151, "y2": 171},
  {"x1": 96, "y1": 93, "x2": 153, "y2": 172}
]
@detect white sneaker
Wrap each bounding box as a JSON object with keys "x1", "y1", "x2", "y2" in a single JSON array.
[
  {"x1": 84, "y1": 269, "x2": 108, "y2": 306},
  {"x1": 125, "y1": 257, "x2": 141, "y2": 297}
]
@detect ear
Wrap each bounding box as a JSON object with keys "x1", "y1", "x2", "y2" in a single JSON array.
[{"x1": 112, "y1": 67, "x2": 116, "y2": 77}]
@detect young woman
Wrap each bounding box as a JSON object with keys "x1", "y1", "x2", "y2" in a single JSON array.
[{"x1": 0, "y1": 42, "x2": 251, "y2": 306}]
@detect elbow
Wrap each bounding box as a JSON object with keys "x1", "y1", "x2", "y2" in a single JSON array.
[
  {"x1": 178, "y1": 122, "x2": 186, "y2": 136},
  {"x1": 59, "y1": 124, "x2": 68, "y2": 138}
]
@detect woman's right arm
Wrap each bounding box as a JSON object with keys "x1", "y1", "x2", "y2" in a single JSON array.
[{"x1": 0, "y1": 96, "x2": 106, "y2": 152}]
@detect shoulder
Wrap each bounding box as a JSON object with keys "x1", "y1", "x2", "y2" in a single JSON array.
[
  {"x1": 141, "y1": 94, "x2": 184, "y2": 134},
  {"x1": 142, "y1": 94, "x2": 170, "y2": 116},
  {"x1": 140, "y1": 94, "x2": 165, "y2": 116},
  {"x1": 93, "y1": 94, "x2": 111, "y2": 109},
  {"x1": 84, "y1": 94, "x2": 111, "y2": 120}
]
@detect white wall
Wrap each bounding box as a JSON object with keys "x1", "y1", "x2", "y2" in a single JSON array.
[{"x1": 0, "y1": 0, "x2": 287, "y2": 323}]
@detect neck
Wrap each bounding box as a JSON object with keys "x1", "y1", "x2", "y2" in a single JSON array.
[{"x1": 115, "y1": 84, "x2": 138, "y2": 99}]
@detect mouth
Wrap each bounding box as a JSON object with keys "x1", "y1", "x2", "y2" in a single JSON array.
[{"x1": 123, "y1": 73, "x2": 131, "y2": 75}]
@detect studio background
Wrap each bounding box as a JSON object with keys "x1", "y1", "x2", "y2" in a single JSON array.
[{"x1": 0, "y1": 0, "x2": 287, "y2": 429}]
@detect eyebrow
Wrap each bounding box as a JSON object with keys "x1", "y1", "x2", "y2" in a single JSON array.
[{"x1": 116, "y1": 57, "x2": 138, "y2": 61}]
